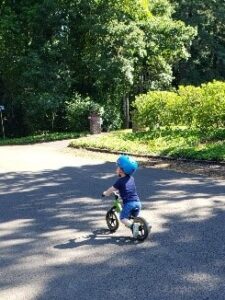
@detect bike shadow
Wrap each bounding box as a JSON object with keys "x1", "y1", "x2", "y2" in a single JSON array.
[{"x1": 54, "y1": 228, "x2": 142, "y2": 249}]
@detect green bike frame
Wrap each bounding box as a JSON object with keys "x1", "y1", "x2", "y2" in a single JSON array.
[{"x1": 113, "y1": 198, "x2": 122, "y2": 213}]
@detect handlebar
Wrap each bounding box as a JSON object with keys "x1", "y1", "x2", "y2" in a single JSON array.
[
  {"x1": 102, "y1": 191, "x2": 120, "y2": 200},
  {"x1": 113, "y1": 191, "x2": 120, "y2": 200}
]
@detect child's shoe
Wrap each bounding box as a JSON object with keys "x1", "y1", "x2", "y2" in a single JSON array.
[{"x1": 132, "y1": 223, "x2": 139, "y2": 238}]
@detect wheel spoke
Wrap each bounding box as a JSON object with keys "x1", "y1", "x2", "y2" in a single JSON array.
[{"x1": 106, "y1": 210, "x2": 119, "y2": 232}]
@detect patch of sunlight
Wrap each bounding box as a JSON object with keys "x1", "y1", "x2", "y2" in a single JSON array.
[
  {"x1": 0, "y1": 282, "x2": 44, "y2": 300},
  {"x1": 184, "y1": 272, "x2": 222, "y2": 286},
  {"x1": 158, "y1": 178, "x2": 210, "y2": 188},
  {"x1": 99, "y1": 173, "x2": 116, "y2": 179},
  {"x1": 183, "y1": 207, "x2": 214, "y2": 222},
  {"x1": 0, "y1": 238, "x2": 35, "y2": 248},
  {"x1": 0, "y1": 219, "x2": 34, "y2": 236},
  {"x1": 40, "y1": 228, "x2": 79, "y2": 239},
  {"x1": 51, "y1": 242, "x2": 121, "y2": 265}
]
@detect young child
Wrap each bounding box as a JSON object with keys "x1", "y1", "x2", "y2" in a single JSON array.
[{"x1": 102, "y1": 155, "x2": 141, "y2": 238}]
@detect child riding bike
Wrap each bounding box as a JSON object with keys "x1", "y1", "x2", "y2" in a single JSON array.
[{"x1": 102, "y1": 155, "x2": 141, "y2": 238}]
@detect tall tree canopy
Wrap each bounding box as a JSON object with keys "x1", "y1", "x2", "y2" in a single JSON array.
[
  {"x1": 171, "y1": 0, "x2": 225, "y2": 85},
  {"x1": 0, "y1": 0, "x2": 195, "y2": 136}
]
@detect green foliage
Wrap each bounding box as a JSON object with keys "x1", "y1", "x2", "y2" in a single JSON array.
[
  {"x1": 171, "y1": 0, "x2": 225, "y2": 85},
  {"x1": 136, "y1": 16, "x2": 196, "y2": 91},
  {"x1": 0, "y1": 0, "x2": 71, "y2": 136},
  {"x1": 22, "y1": 92, "x2": 65, "y2": 134},
  {"x1": 133, "y1": 81, "x2": 225, "y2": 129},
  {"x1": 70, "y1": 128, "x2": 225, "y2": 161},
  {"x1": 65, "y1": 94, "x2": 93, "y2": 132},
  {"x1": 89, "y1": 102, "x2": 104, "y2": 116},
  {"x1": 0, "y1": 132, "x2": 84, "y2": 146},
  {"x1": 102, "y1": 103, "x2": 123, "y2": 131},
  {"x1": 106, "y1": 0, "x2": 151, "y2": 20},
  {"x1": 0, "y1": 0, "x2": 196, "y2": 136},
  {"x1": 149, "y1": 0, "x2": 174, "y2": 17},
  {"x1": 133, "y1": 90, "x2": 180, "y2": 128},
  {"x1": 178, "y1": 82, "x2": 225, "y2": 128},
  {"x1": 198, "y1": 81, "x2": 225, "y2": 128}
]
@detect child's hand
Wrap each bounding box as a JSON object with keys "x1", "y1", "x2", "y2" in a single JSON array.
[{"x1": 102, "y1": 186, "x2": 117, "y2": 197}]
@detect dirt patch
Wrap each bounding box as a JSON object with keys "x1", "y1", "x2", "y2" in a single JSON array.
[{"x1": 140, "y1": 159, "x2": 225, "y2": 180}]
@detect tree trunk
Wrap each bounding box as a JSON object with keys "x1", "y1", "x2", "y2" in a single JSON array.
[{"x1": 123, "y1": 95, "x2": 130, "y2": 128}]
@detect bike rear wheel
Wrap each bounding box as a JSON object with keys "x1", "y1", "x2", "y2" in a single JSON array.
[
  {"x1": 133, "y1": 216, "x2": 150, "y2": 241},
  {"x1": 106, "y1": 208, "x2": 119, "y2": 232}
]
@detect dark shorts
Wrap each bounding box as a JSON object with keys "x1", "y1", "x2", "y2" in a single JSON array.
[{"x1": 120, "y1": 201, "x2": 141, "y2": 220}]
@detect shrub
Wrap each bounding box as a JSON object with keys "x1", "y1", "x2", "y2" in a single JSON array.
[
  {"x1": 197, "y1": 81, "x2": 225, "y2": 128},
  {"x1": 177, "y1": 85, "x2": 202, "y2": 127},
  {"x1": 133, "y1": 90, "x2": 183, "y2": 128},
  {"x1": 66, "y1": 94, "x2": 95, "y2": 132},
  {"x1": 102, "y1": 103, "x2": 123, "y2": 131},
  {"x1": 133, "y1": 80, "x2": 225, "y2": 130}
]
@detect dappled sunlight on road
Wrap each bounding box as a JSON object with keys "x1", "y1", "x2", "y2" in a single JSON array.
[
  {"x1": 0, "y1": 283, "x2": 44, "y2": 300},
  {"x1": 0, "y1": 142, "x2": 225, "y2": 299}
]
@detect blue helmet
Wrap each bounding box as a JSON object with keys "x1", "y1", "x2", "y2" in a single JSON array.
[{"x1": 117, "y1": 155, "x2": 138, "y2": 175}]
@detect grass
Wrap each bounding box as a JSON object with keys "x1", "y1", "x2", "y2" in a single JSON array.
[
  {"x1": 0, "y1": 132, "x2": 86, "y2": 146},
  {"x1": 69, "y1": 127, "x2": 225, "y2": 161}
]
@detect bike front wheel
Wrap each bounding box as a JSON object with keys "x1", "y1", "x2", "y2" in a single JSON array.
[
  {"x1": 133, "y1": 216, "x2": 150, "y2": 241},
  {"x1": 106, "y1": 208, "x2": 119, "y2": 232}
]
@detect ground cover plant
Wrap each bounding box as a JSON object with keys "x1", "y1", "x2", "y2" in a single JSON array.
[
  {"x1": 0, "y1": 132, "x2": 84, "y2": 146},
  {"x1": 70, "y1": 127, "x2": 225, "y2": 161}
]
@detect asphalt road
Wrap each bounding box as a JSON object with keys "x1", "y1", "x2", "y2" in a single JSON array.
[{"x1": 0, "y1": 141, "x2": 225, "y2": 300}]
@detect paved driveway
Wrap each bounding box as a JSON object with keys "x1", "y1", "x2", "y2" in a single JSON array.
[{"x1": 0, "y1": 141, "x2": 225, "y2": 300}]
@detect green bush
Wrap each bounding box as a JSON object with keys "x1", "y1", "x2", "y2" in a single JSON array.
[
  {"x1": 177, "y1": 85, "x2": 202, "y2": 127},
  {"x1": 197, "y1": 81, "x2": 225, "y2": 128},
  {"x1": 102, "y1": 104, "x2": 123, "y2": 131},
  {"x1": 133, "y1": 90, "x2": 183, "y2": 128},
  {"x1": 66, "y1": 94, "x2": 91, "y2": 132},
  {"x1": 65, "y1": 94, "x2": 104, "y2": 132},
  {"x1": 133, "y1": 81, "x2": 225, "y2": 129}
]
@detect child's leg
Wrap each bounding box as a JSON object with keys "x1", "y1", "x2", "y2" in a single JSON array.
[
  {"x1": 120, "y1": 218, "x2": 133, "y2": 228},
  {"x1": 120, "y1": 202, "x2": 141, "y2": 238},
  {"x1": 120, "y1": 202, "x2": 133, "y2": 228},
  {"x1": 132, "y1": 202, "x2": 141, "y2": 217},
  {"x1": 120, "y1": 202, "x2": 141, "y2": 228}
]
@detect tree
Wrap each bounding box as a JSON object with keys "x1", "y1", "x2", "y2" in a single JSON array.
[
  {"x1": 0, "y1": 0, "x2": 71, "y2": 135},
  {"x1": 0, "y1": 0, "x2": 196, "y2": 135},
  {"x1": 66, "y1": 0, "x2": 195, "y2": 128},
  {"x1": 171, "y1": 0, "x2": 225, "y2": 85}
]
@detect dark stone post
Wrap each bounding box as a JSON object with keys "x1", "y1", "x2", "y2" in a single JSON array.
[{"x1": 89, "y1": 113, "x2": 102, "y2": 134}]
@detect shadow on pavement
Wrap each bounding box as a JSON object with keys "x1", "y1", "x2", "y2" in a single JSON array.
[
  {"x1": 54, "y1": 229, "x2": 136, "y2": 249},
  {"x1": 0, "y1": 161, "x2": 225, "y2": 299}
]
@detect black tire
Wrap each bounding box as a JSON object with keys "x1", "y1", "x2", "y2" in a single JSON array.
[
  {"x1": 106, "y1": 208, "x2": 119, "y2": 232},
  {"x1": 133, "y1": 217, "x2": 149, "y2": 241}
]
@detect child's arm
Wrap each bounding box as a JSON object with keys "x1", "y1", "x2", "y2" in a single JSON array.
[{"x1": 103, "y1": 186, "x2": 118, "y2": 197}]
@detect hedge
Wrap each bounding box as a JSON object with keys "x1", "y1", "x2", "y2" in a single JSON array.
[{"x1": 133, "y1": 81, "x2": 225, "y2": 129}]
